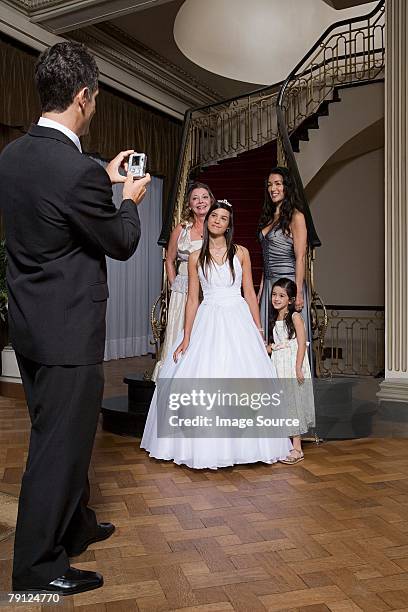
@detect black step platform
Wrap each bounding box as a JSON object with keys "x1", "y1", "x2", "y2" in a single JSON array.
[{"x1": 101, "y1": 373, "x2": 155, "y2": 437}]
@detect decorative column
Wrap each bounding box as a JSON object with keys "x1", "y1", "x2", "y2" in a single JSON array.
[{"x1": 378, "y1": 0, "x2": 408, "y2": 402}]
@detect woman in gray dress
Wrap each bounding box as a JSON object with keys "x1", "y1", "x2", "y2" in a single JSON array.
[{"x1": 257, "y1": 167, "x2": 311, "y2": 345}]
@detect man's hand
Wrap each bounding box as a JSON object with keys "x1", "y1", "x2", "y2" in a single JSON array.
[
  {"x1": 106, "y1": 150, "x2": 134, "y2": 184},
  {"x1": 123, "y1": 173, "x2": 151, "y2": 205}
]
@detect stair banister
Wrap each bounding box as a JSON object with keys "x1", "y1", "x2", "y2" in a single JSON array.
[
  {"x1": 277, "y1": 0, "x2": 385, "y2": 104},
  {"x1": 276, "y1": 0, "x2": 385, "y2": 250},
  {"x1": 151, "y1": 0, "x2": 386, "y2": 378},
  {"x1": 158, "y1": 109, "x2": 193, "y2": 247}
]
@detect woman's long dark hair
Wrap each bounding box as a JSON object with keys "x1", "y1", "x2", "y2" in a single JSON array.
[
  {"x1": 258, "y1": 166, "x2": 304, "y2": 237},
  {"x1": 269, "y1": 278, "x2": 297, "y2": 342},
  {"x1": 198, "y1": 201, "x2": 237, "y2": 282}
]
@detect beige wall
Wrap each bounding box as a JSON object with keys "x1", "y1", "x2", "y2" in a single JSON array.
[
  {"x1": 174, "y1": 0, "x2": 377, "y2": 85},
  {"x1": 307, "y1": 147, "x2": 384, "y2": 307},
  {"x1": 297, "y1": 82, "x2": 384, "y2": 188}
]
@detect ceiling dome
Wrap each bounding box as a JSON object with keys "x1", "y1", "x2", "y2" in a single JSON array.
[{"x1": 174, "y1": 0, "x2": 377, "y2": 85}]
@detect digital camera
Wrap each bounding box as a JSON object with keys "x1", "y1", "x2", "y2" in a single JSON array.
[{"x1": 128, "y1": 153, "x2": 147, "y2": 179}]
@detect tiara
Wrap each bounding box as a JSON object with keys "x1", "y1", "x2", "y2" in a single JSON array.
[{"x1": 218, "y1": 199, "x2": 232, "y2": 208}]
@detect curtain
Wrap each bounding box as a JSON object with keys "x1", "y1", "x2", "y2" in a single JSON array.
[
  {"x1": 92, "y1": 159, "x2": 163, "y2": 360},
  {"x1": 0, "y1": 34, "x2": 172, "y2": 359},
  {"x1": 0, "y1": 33, "x2": 182, "y2": 212},
  {"x1": 106, "y1": 178, "x2": 163, "y2": 360}
]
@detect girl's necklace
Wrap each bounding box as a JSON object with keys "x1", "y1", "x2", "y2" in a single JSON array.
[{"x1": 210, "y1": 245, "x2": 227, "y2": 263}]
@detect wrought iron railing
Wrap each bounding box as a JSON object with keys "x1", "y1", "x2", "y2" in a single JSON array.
[
  {"x1": 317, "y1": 306, "x2": 385, "y2": 377},
  {"x1": 277, "y1": 5, "x2": 385, "y2": 142},
  {"x1": 189, "y1": 85, "x2": 280, "y2": 170},
  {"x1": 276, "y1": 0, "x2": 385, "y2": 375},
  {"x1": 151, "y1": 0, "x2": 386, "y2": 374},
  {"x1": 158, "y1": 83, "x2": 281, "y2": 246}
]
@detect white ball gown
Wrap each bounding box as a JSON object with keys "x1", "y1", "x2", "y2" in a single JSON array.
[{"x1": 141, "y1": 255, "x2": 293, "y2": 469}]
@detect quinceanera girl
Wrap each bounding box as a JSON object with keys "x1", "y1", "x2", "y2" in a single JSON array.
[{"x1": 142, "y1": 201, "x2": 293, "y2": 469}]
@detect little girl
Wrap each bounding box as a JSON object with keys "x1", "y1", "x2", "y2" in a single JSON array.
[{"x1": 266, "y1": 277, "x2": 315, "y2": 464}]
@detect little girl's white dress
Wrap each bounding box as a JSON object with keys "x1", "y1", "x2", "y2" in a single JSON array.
[
  {"x1": 141, "y1": 255, "x2": 292, "y2": 469},
  {"x1": 271, "y1": 317, "x2": 315, "y2": 435}
]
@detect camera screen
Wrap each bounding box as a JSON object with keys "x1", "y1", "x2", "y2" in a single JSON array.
[{"x1": 131, "y1": 155, "x2": 141, "y2": 166}]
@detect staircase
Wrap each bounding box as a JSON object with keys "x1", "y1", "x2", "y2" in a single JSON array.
[
  {"x1": 152, "y1": 0, "x2": 385, "y2": 376},
  {"x1": 195, "y1": 80, "x2": 384, "y2": 289},
  {"x1": 292, "y1": 82, "x2": 384, "y2": 188},
  {"x1": 289, "y1": 89, "x2": 341, "y2": 155},
  {"x1": 196, "y1": 141, "x2": 277, "y2": 287}
]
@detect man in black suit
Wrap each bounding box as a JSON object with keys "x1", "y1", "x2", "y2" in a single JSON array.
[{"x1": 0, "y1": 42, "x2": 151, "y2": 595}]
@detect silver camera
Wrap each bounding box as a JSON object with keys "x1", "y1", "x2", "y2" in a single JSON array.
[{"x1": 128, "y1": 153, "x2": 147, "y2": 179}]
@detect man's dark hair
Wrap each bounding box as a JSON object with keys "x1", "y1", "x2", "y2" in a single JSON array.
[{"x1": 35, "y1": 42, "x2": 99, "y2": 113}]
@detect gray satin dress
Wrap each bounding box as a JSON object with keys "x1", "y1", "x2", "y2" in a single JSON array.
[{"x1": 259, "y1": 227, "x2": 312, "y2": 355}]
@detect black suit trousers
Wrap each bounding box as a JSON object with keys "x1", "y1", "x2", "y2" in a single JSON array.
[{"x1": 12, "y1": 354, "x2": 104, "y2": 589}]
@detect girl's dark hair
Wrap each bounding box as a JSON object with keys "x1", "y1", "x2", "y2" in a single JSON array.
[
  {"x1": 181, "y1": 181, "x2": 216, "y2": 223},
  {"x1": 35, "y1": 42, "x2": 99, "y2": 113},
  {"x1": 198, "y1": 201, "x2": 236, "y2": 282},
  {"x1": 269, "y1": 277, "x2": 297, "y2": 342},
  {"x1": 258, "y1": 166, "x2": 304, "y2": 237}
]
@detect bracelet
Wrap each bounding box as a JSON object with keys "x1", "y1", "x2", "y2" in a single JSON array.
[{"x1": 258, "y1": 327, "x2": 264, "y2": 332}]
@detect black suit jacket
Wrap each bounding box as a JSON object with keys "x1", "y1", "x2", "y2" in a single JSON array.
[{"x1": 0, "y1": 125, "x2": 141, "y2": 365}]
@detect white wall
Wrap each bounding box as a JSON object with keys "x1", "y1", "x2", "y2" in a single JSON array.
[
  {"x1": 174, "y1": 0, "x2": 378, "y2": 84},
  {"x1": 307, "y1": 147, "x2": 384, "y2": 307}
]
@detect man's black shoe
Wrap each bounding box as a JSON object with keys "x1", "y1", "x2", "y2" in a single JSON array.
[
  {"x1": 67, "y1": 522, "x2": 115, "y2": 557},
  {"x1": 13, "y1": 567, "x2": 103, "y2": 596}
]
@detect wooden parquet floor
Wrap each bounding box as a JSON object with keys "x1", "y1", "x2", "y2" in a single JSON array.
[{"x1": 1, "y1": 360, "x2": 408, "y2": 611}]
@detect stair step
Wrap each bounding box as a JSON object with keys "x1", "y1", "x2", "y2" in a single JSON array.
[
  {"x1": 296, "y1": 127, "x2": 310, "y2": 142},
  {"x1": 200, "y1": 167, "x2": 273, "y2": 177},
  {"x1": 317, "y1": 101, "x2": 330, "y2": 116},
  {"x1": 332, "y1": 88, "x2": 341, "y2": 102},
  {"x1": 201, "y1": 178, "x2": 266, "y2": 186},
  {"x1": 201, "y1": 165, "x2": 274, "y2": 176},
  {"x1": 303, "y1": 114, "x2": 319, "y2": 130},
  {"x1": 290, "y1": 135, "x2": 300, "y2": 153}
]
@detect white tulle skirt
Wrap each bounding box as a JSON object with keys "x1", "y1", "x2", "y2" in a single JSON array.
[
  {"x1": 141, "y1": 293, "x2": 292, "y2": 469},
  {"x1": 151, "y1": 287, "x2": 187, "y2": 382}
]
